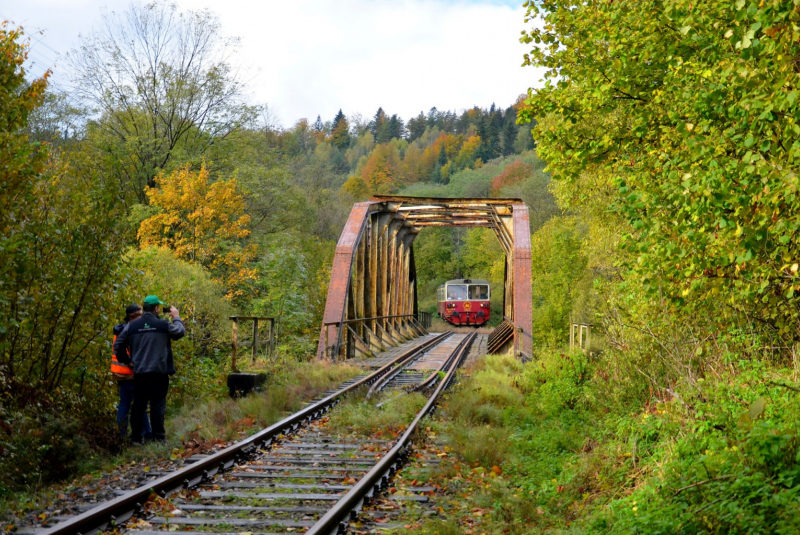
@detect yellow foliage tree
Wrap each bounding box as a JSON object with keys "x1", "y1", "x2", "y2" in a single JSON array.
[
  {"x1": 138, "y1": 163, "x2": 257, "y2": 300},
  {"x1": 360, "y1": 143, "x2": 402, "y2": 194},
  {"x1": 342, "y1": 174, "x2": 370, "y2": 200},
  {"x1": 455, "y1": 135, "x2": 481, "y2": 170}
]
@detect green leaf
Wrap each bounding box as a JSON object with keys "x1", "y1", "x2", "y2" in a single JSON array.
[{"x1": 749, "y1": 398, "x2": 766, "y2": 421}]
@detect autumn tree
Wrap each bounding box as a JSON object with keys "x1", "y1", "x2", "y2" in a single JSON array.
[
  {"x1": 138, "y1": 163, "x2": 256, "y2": 300},
  {"x1": 330, "y1": 109, "x2": 351, "y2": 151},
  {"x1": 68, "y1": 0, "x2": 256, "y2": 204},
  {"x1": 490, "y1": 159, "x2": 533, "y2": 195},
  {"x1": 522, "y1": 0, "x2": 800, "y2": 337},
  {"x1": 0, "y1": 24, "x2": 133, "y2": 460},
  {"x1": 359, "y1": 143, "x2": 403, "y2": 194},
  {"x1": 454, "y1": 135, "x2": 482, "y2": 170},
  {"x1": 0, "y1": 25, "x2": 48, "y2": 237}
]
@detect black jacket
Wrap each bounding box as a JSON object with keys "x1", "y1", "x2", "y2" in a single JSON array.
[
  {"x1": 113, "y1": 323, "x2": 126, "y2": 338},
  {"x1": 113, "y1": 312, "x2": 185, "y2": 375}
]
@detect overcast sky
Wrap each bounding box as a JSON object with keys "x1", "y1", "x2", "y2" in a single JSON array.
[{"x1": 4, "y1": 0, "x2": 544, "y2": 127}]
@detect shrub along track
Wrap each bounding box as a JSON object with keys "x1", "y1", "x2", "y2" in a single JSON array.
[{"x1": 35, "y1": 331, "x2": 475, "y2": 535}]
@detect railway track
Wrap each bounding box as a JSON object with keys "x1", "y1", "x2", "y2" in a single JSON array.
[{"x1": 37, "y1": 331, "x2": 475, "y2": 535}]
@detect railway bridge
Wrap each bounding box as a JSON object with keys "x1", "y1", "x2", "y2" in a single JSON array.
[{"x1": 317, "y1": 196, "x2": 532, "y2": 360}]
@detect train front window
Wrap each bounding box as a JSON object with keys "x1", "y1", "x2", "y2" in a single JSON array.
[
  {"x1": 469, "y1": 285, "x2": 489, "y2": 300},
  {"x1": 447, "y1": 285, "x2": 467, "y2": 300}
]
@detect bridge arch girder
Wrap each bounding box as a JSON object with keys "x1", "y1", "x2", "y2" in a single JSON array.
[{"x1": 318, "y1": 196, "x2": 532, "y2": 360}]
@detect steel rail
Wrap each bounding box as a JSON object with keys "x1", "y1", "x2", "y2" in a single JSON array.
[
  {"x1": 364, "y1": 333, "x2": 453, "y2": 400},
  {"x1": 38, "y1": 333, "x2": 452, "y2": 535},
  {"x1": 374, "y1": 332, "x2": 472, "y2": 408},
  {"x1": 306, "y1": 332, "x2": 477, "y2": 535}
]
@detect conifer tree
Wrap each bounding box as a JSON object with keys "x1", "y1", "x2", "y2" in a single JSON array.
[
  {"x1": 370, "y1": 107, "x2": 387, "y2": 138},
  {"x1": 407, "y1": 112, "x2": 426, "y2": 142},
  {"x1": 476, "y1": 115, "x2": 489, "y2": 162},
  {"x1": 313, "y1": 115, "x2": 324, "y2": 132},
  {"x1": 486, "y1": 110, "x2": 503, "y2": 159},
  {"x1": 377, "y1": 114, "x2": 404, "y2": 143},
  {"x1": 427, "y1": 107, "x2": 439, "y2": 128},
  {"x1": 330, "y1": 109, "x2": 351, "y2": 151},
  {"x1": 501, "y1": 107, "x2": 518, "y2": 156}
]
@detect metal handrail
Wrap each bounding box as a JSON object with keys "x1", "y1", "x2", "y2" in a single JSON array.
[{"x1": 322, "y1": 313, "x2": 430, "y2": 360}]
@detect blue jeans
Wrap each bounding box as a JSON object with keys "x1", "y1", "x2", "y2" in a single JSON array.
[{"x1": 118, "y1": 380, "x2": 152, "y2": 440}]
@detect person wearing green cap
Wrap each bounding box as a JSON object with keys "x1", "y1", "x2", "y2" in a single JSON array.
[{"x1": 113, "y1": 295, "x2": 185, "y2": 444}]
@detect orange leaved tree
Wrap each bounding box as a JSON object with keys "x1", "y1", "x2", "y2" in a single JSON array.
[
  {"x1": 138, "y1": 163, "x2": 256, "y2": 300},
  {"x1": 490, "y1": 160, "x2": 534, "y2": 196}
]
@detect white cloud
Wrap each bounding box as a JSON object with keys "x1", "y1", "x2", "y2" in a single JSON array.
[{"x1": 3, "y1": 0, "x2": 546, "y2": 126}]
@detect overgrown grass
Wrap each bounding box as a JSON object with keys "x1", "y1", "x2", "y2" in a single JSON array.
[
  {"x1": 414, "y1": 350, "x2": 800, "y2": 534},
  {"x1": 327, "y1": 391, "x2": 428, "y2": 440},
  {"x1": 170, "y1": 358, "x2": 360, "y2": 443}
]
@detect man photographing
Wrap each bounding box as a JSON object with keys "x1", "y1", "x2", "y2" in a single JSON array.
[{"x1": 113, "y1": 295, "x2": 185, "y2": 444}]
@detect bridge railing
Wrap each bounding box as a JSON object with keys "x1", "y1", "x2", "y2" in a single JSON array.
[{"x1": 322, "y1": 313, "x2": 430, "y2": 361}]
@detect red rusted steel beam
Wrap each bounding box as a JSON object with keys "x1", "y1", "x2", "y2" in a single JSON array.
[
  {"x1": 512, "y1": 203, "x2": 533, "y2": 357},
  {"x1": 372, "y1": 195, "x2": 523, "y2": 204},
  {"x1": 317, "y1": 202, "x2": 376, "y2": 359}
]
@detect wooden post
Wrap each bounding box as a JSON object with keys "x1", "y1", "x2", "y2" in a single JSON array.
[
  {"x1": 268, "y1": 318, "x2": 275, "y2": 356},
  {"x1": 569, "y1": 322, "x2": 575, "y2": 349},
  {"x1": 252, "y1": 317, "x2": 259, "y2": 363},
  {"x1": 585, "y1": 324, "x2": 592, "y2": 351},
  {"x1": 232, "y1": 318, "x2": 239, "y2": 372}
]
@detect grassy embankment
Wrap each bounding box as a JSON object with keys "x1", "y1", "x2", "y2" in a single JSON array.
[{"x1": 410, "y1": 351, "x2": 800, "y2": 534}]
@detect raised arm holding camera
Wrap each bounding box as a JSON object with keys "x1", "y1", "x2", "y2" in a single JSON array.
[{"x1": 113, "y1": 295, "x2": 185, "y2": 444}]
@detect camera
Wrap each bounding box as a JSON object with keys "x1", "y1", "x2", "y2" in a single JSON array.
[{"x1": 162, "y1": 305, "x2": 172, "y2": 315}]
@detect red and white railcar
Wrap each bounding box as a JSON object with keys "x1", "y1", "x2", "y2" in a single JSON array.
[{"x1": 436, "y1": 278, "x2": 491, "y2": 327}]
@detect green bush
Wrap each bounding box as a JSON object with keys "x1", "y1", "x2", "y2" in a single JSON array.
[
  {"x1": 126, "y1": 246, "x2": 233, "y2": 405},
  {"x1": 523, "y1": 349, "x2": 591, "y2": 412},
  {"x1": 591, "y1": 369, "x2": 800, "y2": 534}
]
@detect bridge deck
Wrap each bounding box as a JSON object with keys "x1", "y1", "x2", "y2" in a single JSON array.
[
  {"x1": 350, "y1": 332, "x2": 488, "y2": 370},
  {"x1": 406, "y1": 334, "x2": 468, "y2": 371},
  {"x1": 349, "y1": 333, "x2": 440, "y2": 369}
]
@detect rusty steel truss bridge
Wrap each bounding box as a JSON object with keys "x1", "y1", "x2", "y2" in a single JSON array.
[{"x1": 317, "y1": 196, "x2": 532, "y2": 360}]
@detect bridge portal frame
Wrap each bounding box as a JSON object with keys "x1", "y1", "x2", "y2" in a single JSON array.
[{"x1": 317, "y1": 196, "x2": 532, "y2": 360}]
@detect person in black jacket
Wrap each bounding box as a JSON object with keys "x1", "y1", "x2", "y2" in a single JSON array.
[
  {"x1": 114, "y1": 295, "x2": 185, "y2": 443},
  {"x1": 111, "y1": 304, "x2": 152, "y2": 441}
]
